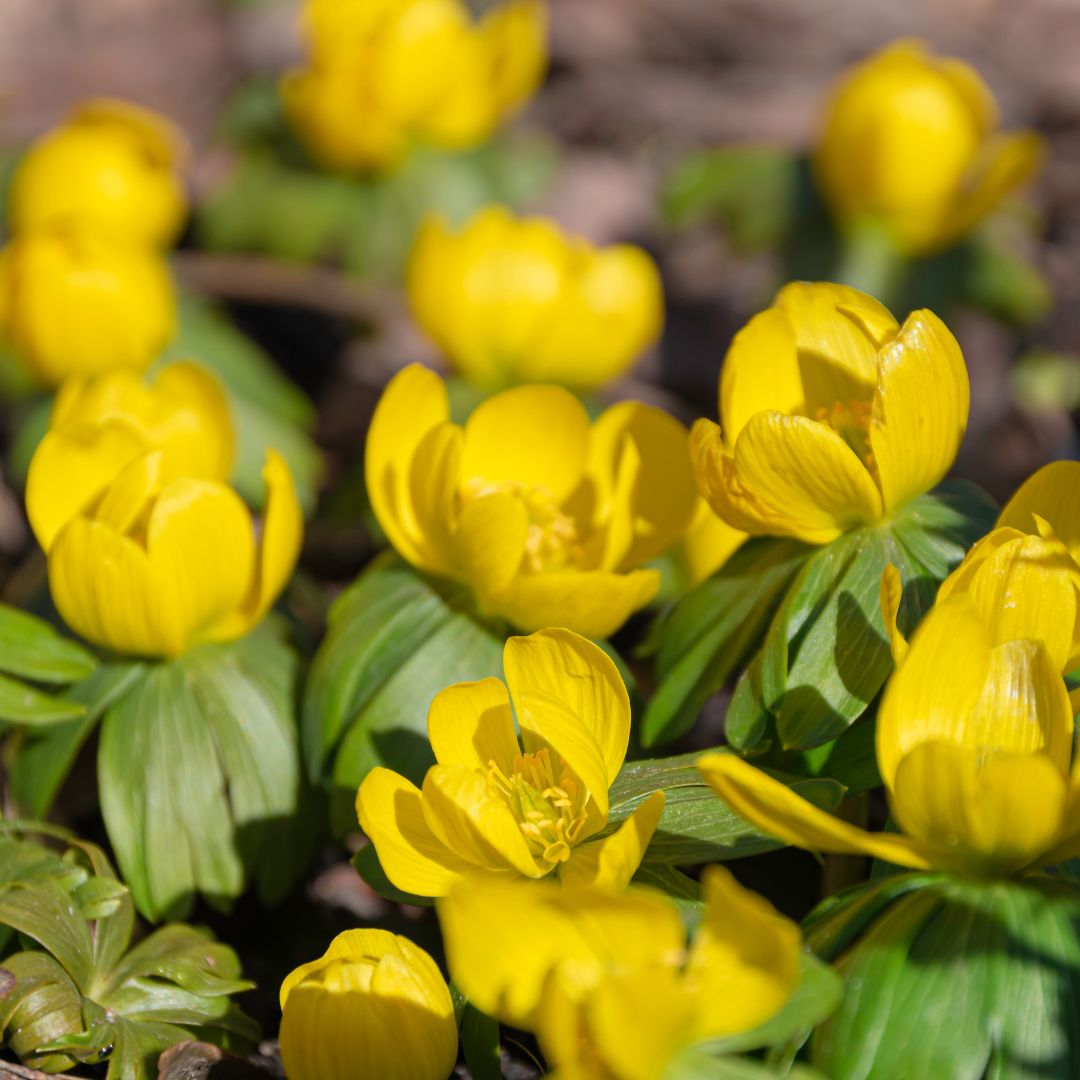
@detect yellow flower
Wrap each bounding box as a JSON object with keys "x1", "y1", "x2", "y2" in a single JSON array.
[
  {"x1": 366, "y1": 364, "x2": 697, "y2": 637},
  {"x1": 0, "y1": 228, "x2": 175, "y2": 387},
  {"x1": 700, "y1": 592, "x2": 1080, "y2": 877},
  {"x1": 437, "y1": 866, "x2": 801, "y2": 1079},
  {"x1": 815, "y1": 40, "x2": 1044, "y2": 256},
  {"x1": 282, "y1": 0, "x2": 547, "y2": 173},
  {"x1": 679, "y1": 499, "x2": 747, "y2": 586},
  {"x1": 27, "y1": 362, "x2": 233, "y2": 552},
  {"x1": 279, "y1": 929, "x2": 457, "y2": 1080},
  {"x1": 691, "y1": 282, "x2": 969, "y2": 544},
  {"x1": 357, "y1": 628, "x2": 666, "y2": 897},
  {"x1": 934, "y1": 460, "x2": 1080, "y2": 675},
  {"x1": 408, "y1": 207, "x2": 664, "y2": 391},
  {"x1": 9, "y1": 98, "x2": 188, "y2": 248},
  {"x1": 25, "y1": 364, "x2": 301, "y2": 658}
]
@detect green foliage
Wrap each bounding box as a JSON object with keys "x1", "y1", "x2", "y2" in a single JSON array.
[
  {"x1": 806, "y1": 873, "x2": 1080, "y2": 1079},
  {"x1": 451, "y1": 985, "x2": 502, "y2": 1080},
  {"x1": 97, "y1": 624, "x2": 309, "y2": 921},
  {"x1": 303, "y1": 560, "x2": 505, "y2": 833},
  {"x1": 198, "y1": 136, "x2": 557, "y2": 284},
  {"x1": 160, "y1": 293, "x2": 321, "y2": 513},
  {"x1": 0, "y1": 824, "x2": 256, "y2": 1078}
]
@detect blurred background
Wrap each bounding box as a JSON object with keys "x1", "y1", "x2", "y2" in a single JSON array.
[{"x1": 2, "y1": 0, "x2": 1076, "y2": 512}]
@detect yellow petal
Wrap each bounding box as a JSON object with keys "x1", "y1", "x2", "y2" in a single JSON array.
[
  {"x1": 679, "y1": 499, "x2": 748, "y2": 586},
  {"x1": 436, "y1": 876, "x2": 685, "y2": 1029},
  {"x1": 460, "y1": 384, "x2": 589, "y2": 504},
  {"x1": 94, "y1": 450, "x2": 165, "y2": 534},
  {"x1": 587, "y1": 402, "x2": 697, "y2": 571},
  {"x1": 726, "y1": 411, "x2": 883, "y2": 539},
  {"x1": 409, "y1": 421, "x2": 464, "y2": 579},
  {"x1": 427, "y1": 677, "x2": 520, "y2": 775},
  {"x1": 365, "y1": 364, "x2": 452, "y2": 573},
  {"x1": 503, "y1": 628, "x2": 631, "y2": 810},
  {"x1": 49, "y1": 478, "x2": 254, "y2": 657},
  {"x1": 421, "y1": 764, "x2": 544, "y2": 878},
  {"x1": 773, "y1": 281, "x2": 895, "y2": 408},
  {"x1": 687, "y1": 865, "x2": 802, "y2": 1038},
  {"x1": 697, "y1": 753, "x2": 932, "y2": 869},
  {"x1": 998, "y1": 460, "x2": 1080, "y2": 566},
  {"x1": 26, "y1": 421, "x2": 147, "y2": 551},
  {"x1": 869, "y1": 309, "x2": 969, "y2": 512},
  {"x1": 718, "y1": 306, "x2": 804, "y2": 446},
  {"x1": 944, "y1": 530, "x2": 1080, "y2": 673},
  {"x1": 491, "y1": 567, "x2": 659, "y2": 639},
  {"x1": 450, "y1": 491, "x2": 528, "y2": 600},
  {"x1": 890, "y1": 742, "x2": 1067, "y2": 873},
  {"x1": 356, "y1": 767, "x2": 481, "y2": 898},
  {"x1": 879, "y1": 563, "x2": 908, "y2": 664},
  {"x1": 479, "y1": 0, "x2": 548, "y2": 116},
  {"x1": 559, "y1": 791, "x2": 666, "y2": 891}
]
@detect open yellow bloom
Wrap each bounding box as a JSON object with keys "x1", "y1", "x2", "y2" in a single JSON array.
[
  {"x1": 26, "y1": 363, "x2": 301, "y2": 658},
  {"x1": 438, "y1": 866, "x2": 801, "y2": 1079},
  {"x1": 9, "y1": 98, "x2": 188, "y2": 248},
  {"x1": 936, "y1": 460, "x2": 1080, "y2": 675},
  {"x1": 357, "y1": 628, "x2": 665, "y2": 896},
  {"x1": 280, "y1": 929, "x2": 457, "y2": 1080},
  {"x1": 815, "y1": 40, "x2": 1044, "y2": 255},
  {"x1": 0, "y1": 228, "x2": 175, "y2": 386},
  {"x1": 282, "y1": 0, "x2": 547, "y2": 172},
  {"x1": 691, "y1": 282, "x2": 969, "y2": 544},
  {"x1": 367, "y1": 364, "x2": 697, "y2": 637},
  {"x1": 701, "y1": 593, "x2": 1080, "y2": 877},
  {"x1": 408, "y1": 207, "x2": 664, "y2": 390}
]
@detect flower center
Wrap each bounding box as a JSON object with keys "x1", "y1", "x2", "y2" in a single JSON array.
[
  {"x1": 815, "y1": 399, "x2": 876, "y2": 472},
  {"x1": 461, "y1": 478, "x2": 583, "y2": 573},
  {"x1": 488, "y1": 748, "x2": 590, "y2": 867}
]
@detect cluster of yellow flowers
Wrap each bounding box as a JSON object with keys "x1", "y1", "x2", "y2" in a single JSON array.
[
  {"x1": 282, "y1": 0, "x2": 548, "y2": 172},
  {"x1": 0, "y1": 100, "x2": 185, "y2": 385}
]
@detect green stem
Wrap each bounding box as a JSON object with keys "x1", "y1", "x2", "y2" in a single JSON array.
[{"x1": 835, "y1": 222, "x2": 909, "y2": 310}]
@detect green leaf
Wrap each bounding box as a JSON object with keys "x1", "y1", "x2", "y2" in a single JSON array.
[
  {"x1": 0, "y1": 876, "x2": 95, "y2": 988},
  {"x1": 8, "y1": 662, "x2": 148, "y2": 819},
  {"x1": 661, "y1": 147, "x2": 801, "y2": 252},
  {"x1": 0, "y1": 671, "x2": 86, "y2": 725},
  {"x1": 459, "y1": 1000, "x2": 502, "y2": 1080},
  {"x1": 0, "y1": 951, "x2": 85, "y2": 1073},
  {"x1": 665, "y1": 1048, "x2": 825, "y2": 1079},
  {"x1": 303, "y1": 561, "x2": 504, "y2": 833},
  {"x1": 0, "y1": 603, "x2": 96, "y2": 684},
  {"x1": 809, "y1": 875, "x2": 1080, "y2": 1079},
  {"x1": 98, "y1": 628, "x2": 306, "y2": 920},
  {"x1": 630, "y1": 864, "x2": 703, "y2": 924},
  {"x1": 607, "y1": 750, "x2": 844, "y2": 865},
  {"x1": 643, "y1": 539, "x2": 809, "y2": 747}
]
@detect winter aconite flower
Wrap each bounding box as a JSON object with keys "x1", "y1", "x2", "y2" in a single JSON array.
[
  {"x1": 367, "y1": 364, "x2": 697, "y2": 637},
  {"x1": 25, "y1": 363, "x2": 302, "y2": 658},
  {"x1": 700, "y1": 593, "x2": 1080, "y2": 877},
  {"x1": 936, "y1": 460, "x2": 1080, "y2": 675},
  {"x1": 282, "y1": 0, "x2": 547, "y2": 173},
  {"x1": 815, "y1": 40, "x2": 1044, "y2": 256},
  {"x1": 357, "y1": 629, "x2": 665, "y2": 896},
  {"x1": 0, "y1": 228, "x2": 176, "y2": 386},
  {"x1": 280, "y1": 930, "x2": 458, "y2": 1080},
  {"x1": 691, "y1": 282, "x2": 969, "y2": 544},
  {"x1": 408, "y1": 207, "x2": 664, "y2": 390},
  {"x1": 9, "y1": 98, "x2": 188, "y2": 248},
  {"x1": 438, "y1": 867, "x2": 801, "y2": 1079}
]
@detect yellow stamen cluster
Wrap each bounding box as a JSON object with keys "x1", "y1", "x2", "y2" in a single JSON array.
[
  {"x1": 488, "y1": 748, "x2": 589, "y2": 866},
  {"x1": 814, "y1": 399, "x2": 876, "y2": 472},
  {"x1": 461, "y1": 478, "x2": 583, "y2": 573}
]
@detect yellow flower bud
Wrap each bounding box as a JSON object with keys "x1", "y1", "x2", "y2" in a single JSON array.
[
  {"x1": 815, "y1": 40, "x2": 1044, "y2": 255},
  {"x1": 9, "y1": 98, "x2": 188, "y2": 248},
  {"x1": 24, "y1": 363, "x2": 301, "y2": 658},
  {"x1": 0, "y1": 228, "x2": 176, "y2": 387},
  {"x1": 279, "y1": 929, "x2": 458, "y2": 1080},
  {"x1": 408, "y1": 207, "x2": 664, "y2": 390},
  {"x1": 282, "y1": 0, "x2": 547, "y2": 173},
  {"x1": 691, "y1": 282, "x2": 969, "y2": 544}
]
